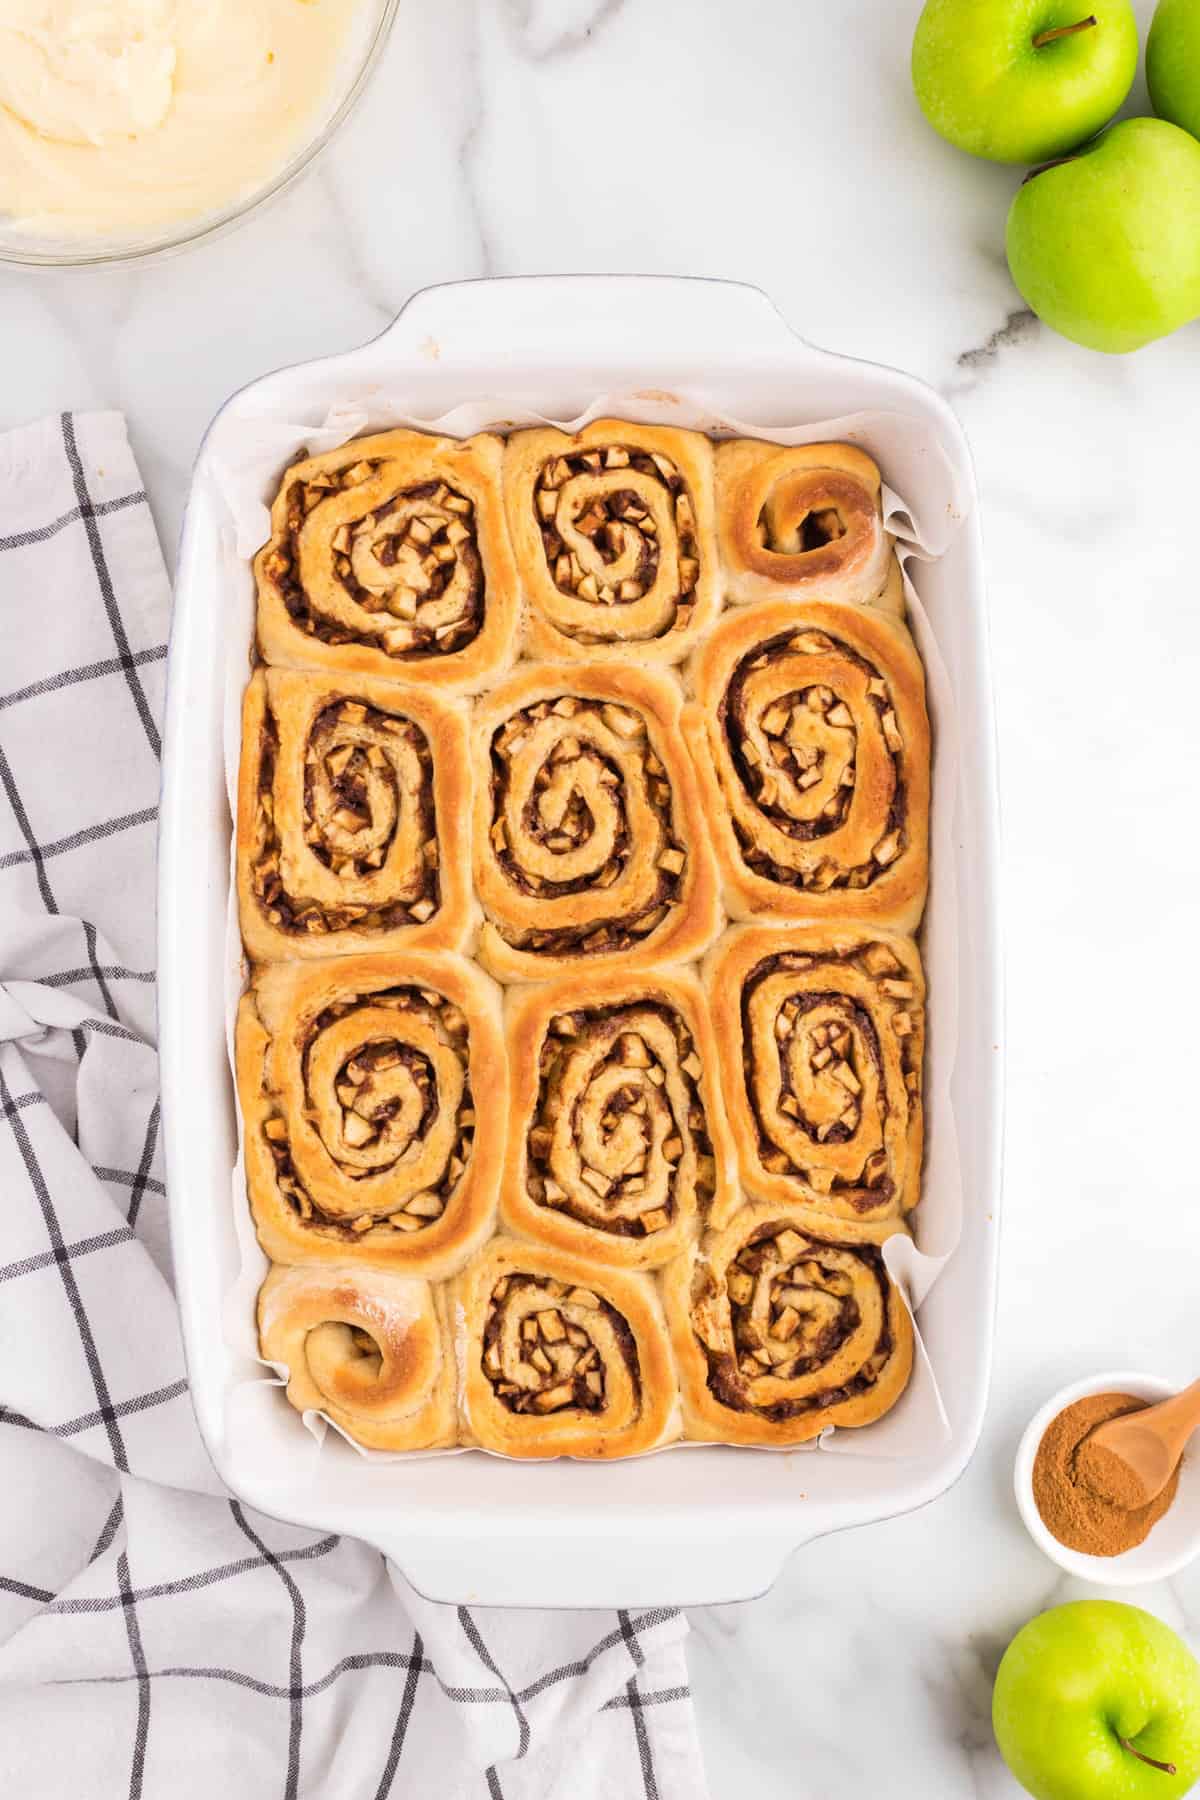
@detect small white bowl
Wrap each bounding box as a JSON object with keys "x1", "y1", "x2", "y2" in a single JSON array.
[{"x1": 1015, "y1": 1371, "x2": 1200, "y2": 1584}]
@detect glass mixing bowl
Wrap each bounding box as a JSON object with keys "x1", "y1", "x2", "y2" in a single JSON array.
[{"x1": 0, "y1": 0, "x2": 399, "y2": 269}]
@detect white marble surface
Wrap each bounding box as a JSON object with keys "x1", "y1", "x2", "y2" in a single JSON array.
[{"x1": 5, "y1": 1, "x2": 1200, "y2": 1794}]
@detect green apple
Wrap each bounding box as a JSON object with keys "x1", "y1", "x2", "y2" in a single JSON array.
[
  {"x1": 993, "y1": 1601, "x2": 1200, "y2": 1800},
  {"x1": 912, "y1": 0, "x2": 1139, "y2": 164},
  {"x1": 1148, "y1": 0, "x2": 1200, "y2": 143},
  {"x1": 1006, "y1": 117, "x2": 1200, "y2": 351}
]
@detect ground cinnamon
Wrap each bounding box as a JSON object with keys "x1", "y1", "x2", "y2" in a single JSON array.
[{"x1": 1032, "y1": 1391, "x2": 1180, "y2": 1556}]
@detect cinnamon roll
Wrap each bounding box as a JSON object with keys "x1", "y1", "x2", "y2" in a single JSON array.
[
  {"x1": 705, "y1": 925, "x2": 925, "y2": 1222},
  {"x1": 684, "y1": 599, "x2": 930, "y2": 929},
  {"x1": 504, "y1": 422, "x2": 719, "y2": 664},
  {"x1": 236, "y1": 952, "x2": 505, "y2": 1279},
  {"x1": 258, "y1": 1263, "x2": 456, "y2": 1450},
  {"x1": 452, "y1": 1237, "x2": 680, "y2": 1458},
  {"x1": 237, "y1": 669, "x2": 473, "y2": 962},
  {"x1": 502, "y1": 968, "x2": 738, "y2": 1269},
  {"x1": 663, "y1": 1202, "x2": 913, "y2": 1445},
  {"x1": 472, "y1": 664, "x2": 720, "y2": 982},
  {"x1": 254, "y1": 430, "x2": 519, "y2": 690},
  {"x1": 716, "y1": 441, "x2": 901, "y2": 610}
]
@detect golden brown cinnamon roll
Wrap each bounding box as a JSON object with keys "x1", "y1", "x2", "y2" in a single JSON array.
[
  {"x1": 684, "y1": 599, "x2": 930, "y2": 929},
  {"x1": 716, "y1": 441, "x2": 900, "y2": 610},
  {"x1": 472, "y1": 664, "x2": 720, "y2": 982},
  {"x1": 236, "y1": 953, "x2": 505, "y2": 1279},
  {"x1": 705, "y1": 925, "x2": 925, "y2": 1222},
  {"x1": 504, "y1": 422, "x2": 719, "y2": 664},
  {"x1": 662, "y1": 1203, "x2": 913, "y2": 1445},
  {"x1": 254, "y1": 430, "x2": 519, "y2": 690},
  {"x1": 503, "y1": 968, "x2": 737, "y2": 1270},
  {"x1": 451, "y1": 1237, "x2": 680, "y2": 1458},
  {"x1": 258, "y1": 1263, "x2": 456, "y2": 1450},
  {"x1": 237, "y1": 669, "x2": 473, "y2": 962}
]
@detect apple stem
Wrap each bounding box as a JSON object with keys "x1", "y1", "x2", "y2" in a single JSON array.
[
  {"x1": 1117, "y1": 1736, "x2": 1177, "y2": 1776},
  {"x1": 1031, "y1": 15, "x2": 1098, "y2": 48}
]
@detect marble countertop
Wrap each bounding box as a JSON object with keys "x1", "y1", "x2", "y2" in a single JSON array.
[{"x1": 5, "y1": 1, "x2": 1199, "y2": 1793}]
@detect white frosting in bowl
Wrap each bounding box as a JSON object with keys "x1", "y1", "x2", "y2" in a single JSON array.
[{"x1": 0, "y1": 0, "x2": 367, "y2": 238}]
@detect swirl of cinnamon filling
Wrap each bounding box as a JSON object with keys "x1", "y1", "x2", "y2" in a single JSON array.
[
  {"x1": 452, "y1": 1238, "x2": 680, "y2": 1458},
  {"x1": 716, "y1": 440, "x2": 900, "y2": 610},
  {"x1": 662, "y1": 1202, "x2": 913, "y2": 1445},
  {"x1": 258, "y1": 1263, "x2": 456, "y2": 1451},
  {"x1": 254, "y1": 429, "x2": 519, "y2": 690},
  {"x1": 685, "y1": 599, "x2": 930, "y2": 931},
  {"x1": 504, "y1": 422, "x2": 719, "y2": 663},
  {"x1": 707, "y1": 926, "x2": 924, "y2": 1222},
  {"x1": 472, "y1": 665, "x2": 720, "y2": 982},
  {"x1": 236, "y1": 953, "x2": 505, "y2": 1279},
  {"x1": 237, "y1": 669, "x2": 473, "y2": 960},
  {"x1": 504, "y1": 970, "x2": 737, "y2": 1268}
]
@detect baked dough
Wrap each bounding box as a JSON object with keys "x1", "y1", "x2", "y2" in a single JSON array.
[
  {"x1": 236, "y1": 952, "x2": 505, "y2": 1279},
  {"x1": 234, "y1": 421, "x2": 940, "y2": 1462},
  {"x1": 451, "y1": 1236, "x2": 680, "y2": 1458},
  {"x1": 662, "y1": 1201, "x2": 914, "y2": 1446},
  {"x1": 684, "y1": 598, "x2": 930, "y2": 930},
  {"x1": 504, "y1": 421, "x2": 719, "y2": 664},
  {"x1": 502, "y1": 966, "x2": 738, "y2": 1270},
  {"x1": 254, "y1": 430, "x2": 520, "y2": 691},
  {"x1": 704, "y1": 924, "x2": 925, "y2": 1222},
  {"x1": 258, "y1": 1262, "x2": 456, "y2": 1451},
  {"x1": 237, "y1": 667, "x2": 474, "y2": 962},
  {"x1": 716, "y1": 441, "x2": 900, "y2": 610},
  {"x1": 472, "y1": 663, "x2": 720, "y2": 982}
]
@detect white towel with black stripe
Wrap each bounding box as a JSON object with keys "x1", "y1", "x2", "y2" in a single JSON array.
[{"x1": 0, "y1": 411, "x2": 709, "y2": 1800}]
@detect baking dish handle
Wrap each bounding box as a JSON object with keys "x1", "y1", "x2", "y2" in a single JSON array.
[
  {"x1": 388, "y1": 1524, "x2": 811, "y2": 1611},
  {"x1": 377, "y1": 274, "x2": 823, "y2": 370}
]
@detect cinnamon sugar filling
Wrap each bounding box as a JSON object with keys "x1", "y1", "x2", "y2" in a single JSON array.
[
  {"x1": 486, "y1": 694, "x2": 686, "y2": 957},
  {"x1": 526, "y1": 1001, "x2": 715, "y2": 1239},
  {"x1": 481, "y1": 1273, "x2": 641, "y2": 1415},
  {"x1": 251, "y1": 697, "x2": 439, "y2": 938},
  {"x1": 739, "y1": 947, "x2": 921, "y2": 1211},
  {"x1": 266, "y1": 468, "x2": 484, "y2": 658},
  {"x1": 533, "y1": 445, "x2": 701, "y2": 643},
  {"x1": 260, "y1": 985, "x2": 474, "y2": 1240},
  {"x1": 720, "y1": 626, "x2": 908, "y2": 892},
  {"x1": 698, "y1": 1223, "x2": 894, "y2": 1420}
]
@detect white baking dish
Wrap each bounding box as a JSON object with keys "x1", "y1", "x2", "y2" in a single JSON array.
[{"x1": 159, "y1": 276, "x2": 1002, "y2": 1608}]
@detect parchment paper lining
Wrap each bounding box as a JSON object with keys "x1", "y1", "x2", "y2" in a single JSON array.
[{"x1": 209, "y1": 392, "x2": 968, "y2": 1468}]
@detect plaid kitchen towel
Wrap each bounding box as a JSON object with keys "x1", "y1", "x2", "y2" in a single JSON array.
[{"x1": 0, "y1": 412, "x2": 710, "y2": 1800}]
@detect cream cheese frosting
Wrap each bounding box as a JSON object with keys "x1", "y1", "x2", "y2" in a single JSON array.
[{"x1": 0, "y1": 0, "x2": 366, "y2": 239}]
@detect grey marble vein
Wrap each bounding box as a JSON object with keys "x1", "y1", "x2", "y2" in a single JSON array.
[{"x1": 500, "y1": 0, "x2": 628, "y2": 61}]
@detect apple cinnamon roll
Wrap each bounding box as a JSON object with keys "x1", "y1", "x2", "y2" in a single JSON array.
[
  {"x1": 685, "y1": 599, "x2": 930, "y2": 929},
  {"x1": 504, "y1": 422, "x2": 719, "y2": 664},
  {"x1": 254, "y1": 430, "x2": 519, "y2": 690},
  {"x1": 258, "y1": 1263, "x2": 456, "y2": 1450},
  {"x1": 503, "y1": 968, "x2": 737, "y2": 1269},
  {"x1": 663, "y1": 1203, "x2": 913, "y2": 1445},
  {"x1": 237, "y1": 669, "x2": 473, "y2": 962},
  {"x1": 452, "y1": 1238, "x2": 680, "y2": 1458},
  {"x1": 705, "y1": 925, "x2": 925, "y2": 1221},
  {"x1": 236, "y1": 953, "x2": 505, "y2": 1279},
  {"x1": 716, "y1": 441, "x2": 901, "y2": 610},
  {"x1": 473, "y1": 664, "x2": 720, "y2": 982}
]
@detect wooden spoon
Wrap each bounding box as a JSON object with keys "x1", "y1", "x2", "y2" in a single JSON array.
[{"x1": 1078, "y1": 1380, "x2": 1200, "y2": 1509}]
